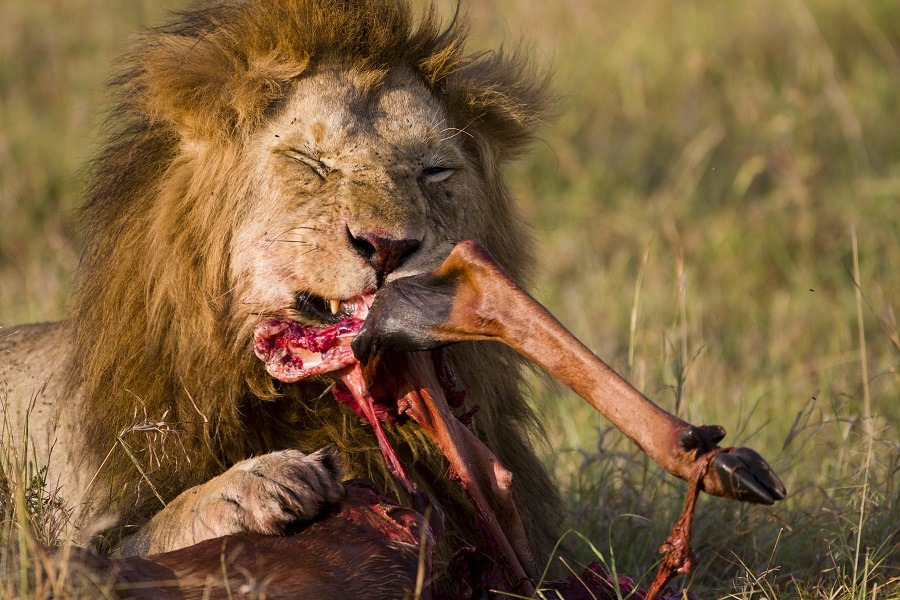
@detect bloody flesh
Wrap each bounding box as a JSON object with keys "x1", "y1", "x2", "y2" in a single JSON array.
[
  {"x1": 253, "y1": 314, "x2": 366, "y2": 382},
  {"x1": 252, "y1": 305, "x2": 538, "y2": 594},
  {"x1": 253, "y1": 298, "x2": 419, "y2": 490}
]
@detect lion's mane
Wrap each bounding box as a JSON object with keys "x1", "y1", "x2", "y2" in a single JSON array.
[{"x1": 71, "y1": 0, "x2": 562, "y2": 560}]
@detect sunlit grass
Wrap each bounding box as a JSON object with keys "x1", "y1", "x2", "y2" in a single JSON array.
[{"x1": 1, "y1": 0, "x2": 897, "y2": 598}]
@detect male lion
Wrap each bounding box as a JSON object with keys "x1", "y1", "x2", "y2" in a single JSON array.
[{"x1": 0, "y1": 0, "x2": 562, "y2": 571}]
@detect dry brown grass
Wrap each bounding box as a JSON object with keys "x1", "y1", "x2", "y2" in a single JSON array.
[{"x1": 1, "y1": 0, "x2": 898, "y2": 598}]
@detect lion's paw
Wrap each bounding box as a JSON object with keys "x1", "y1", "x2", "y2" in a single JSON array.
[
  {"x1": 231, "y1": 447, "x2": 344, "y2": 533},
  {"x1": 192, "y1": 446, "x2": 345, "y2": 540},
  {"x1": 118, "y1": 446, "x2": 345, "y2": 556}
]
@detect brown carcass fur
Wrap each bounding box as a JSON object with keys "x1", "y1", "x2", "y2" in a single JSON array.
[{"x1": 41, "y1": 482, "x2": 430, "y2": 599}]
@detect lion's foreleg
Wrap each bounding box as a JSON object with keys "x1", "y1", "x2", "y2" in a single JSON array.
[{"x1": 116, "y1": 447, "x2": 344, "y2": 556}]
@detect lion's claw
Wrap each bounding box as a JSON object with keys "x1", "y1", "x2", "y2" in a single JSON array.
[{"x1": 710, "y1": 447, "x2": 786, "y2": 505}]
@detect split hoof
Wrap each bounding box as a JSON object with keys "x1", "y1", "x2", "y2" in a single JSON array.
[{"x1": 711, "y1": 447, "x2": 787, "y2": 505}]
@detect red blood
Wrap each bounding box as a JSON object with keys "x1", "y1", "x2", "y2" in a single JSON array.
[
  {"x1": 433, "y1": 350, "x2": 467, "y2": 408},
  {"x1": 253, "y1": 316, "x2": 364, "y2": 382}
]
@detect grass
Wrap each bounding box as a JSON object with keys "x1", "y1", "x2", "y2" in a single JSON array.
[{"x1": 1, "y1": 0, "x2": 898, "y2": 598}]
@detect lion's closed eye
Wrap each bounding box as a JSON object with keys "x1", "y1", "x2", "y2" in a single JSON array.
[
  {"x1": 421, "y1": 165, "x2": 455, "y2": 183},
  {"x1": 285, "y1": 149, "x2": 332, "y2": 179}
]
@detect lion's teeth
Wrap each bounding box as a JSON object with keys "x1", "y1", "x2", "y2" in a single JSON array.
[{"x1": 330, "y1": 299, "x2": 340, "y2": 315}]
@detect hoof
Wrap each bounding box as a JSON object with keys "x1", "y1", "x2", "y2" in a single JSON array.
[{"x1": 711, "y1": 447, "x2": 787, "y2": 505}]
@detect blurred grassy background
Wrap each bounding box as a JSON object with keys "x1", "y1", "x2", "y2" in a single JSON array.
[{"x1": 0, "y1": 0, "x2": 898, "y2": 597}]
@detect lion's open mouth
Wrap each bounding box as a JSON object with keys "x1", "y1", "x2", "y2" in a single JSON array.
[
  {"x1": 253, "y1": 294, "x2": 375, "y2": 382},
  {"x1": 292, "y1": 292, "x2": 369, "y2": 326}
]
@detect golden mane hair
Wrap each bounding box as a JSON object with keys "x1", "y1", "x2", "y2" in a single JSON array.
[{"x1": 71, "y1": 0, "x2": 561, "y2": 559}]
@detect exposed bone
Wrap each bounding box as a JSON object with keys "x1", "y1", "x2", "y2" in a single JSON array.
[
  {"x1": 337, "y1": 365, "x2": 417, "y2": 494},
  {"x1": 333, "y1": 354, "x2": 537, "y2": 595}
]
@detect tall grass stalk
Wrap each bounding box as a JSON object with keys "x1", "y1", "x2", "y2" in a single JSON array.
[{"x1": 850, "y1": 225, "x2": 873, "y2": 434}]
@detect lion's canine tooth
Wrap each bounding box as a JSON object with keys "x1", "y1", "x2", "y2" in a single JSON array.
[{"x1": 330, "y1": 299, "x2": 340, "y2": 315}]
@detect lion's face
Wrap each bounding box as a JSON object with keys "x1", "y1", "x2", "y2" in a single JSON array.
[{"x1": 232, "y1": 66, "x2": 477, "y2": 328}]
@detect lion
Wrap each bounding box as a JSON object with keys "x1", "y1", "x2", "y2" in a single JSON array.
[{"x1": 0, "y1": 0, "x2": 562, "y2": 578}]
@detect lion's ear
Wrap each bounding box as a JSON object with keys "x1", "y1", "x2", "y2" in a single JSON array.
[
  {"x1": 131, "y1": 32, "x2": 307, "y2": 141},
  {"x1": 448, "y1": 49, "x2": 553, "y2": 163}
]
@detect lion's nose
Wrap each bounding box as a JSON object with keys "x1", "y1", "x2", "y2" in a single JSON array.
[{"x1": 347, "y1": 226, "x2": 421, "y2": 285}]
